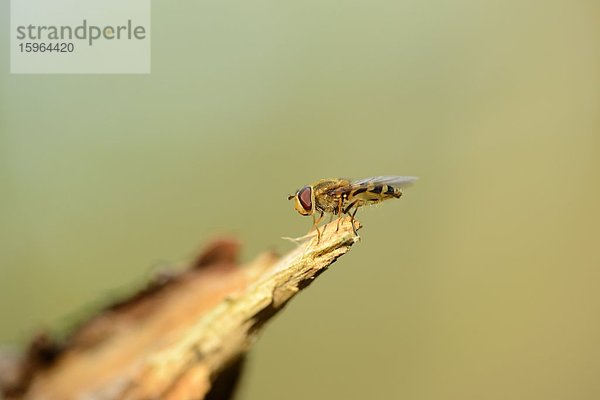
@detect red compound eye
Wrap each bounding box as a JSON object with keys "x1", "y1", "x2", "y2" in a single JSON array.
[{"x1": 298, "y1": 186, "x2": 312, "y2": 211}]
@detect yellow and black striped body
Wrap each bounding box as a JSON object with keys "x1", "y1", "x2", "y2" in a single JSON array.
[{"x1": 312, "y1": 178, "x2": 403, "y2": 215}]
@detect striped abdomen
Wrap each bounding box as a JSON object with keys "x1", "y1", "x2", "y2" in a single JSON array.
[{"x1": 349, "y1": 183, "x2": 402, "y2": 205}]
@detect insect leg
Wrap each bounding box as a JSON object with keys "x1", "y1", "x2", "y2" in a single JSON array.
[
  {"x1": 335, "y1": 196, "x2": 343, "y2": 232},
  {"x1": 343, "y1": 200, "x2": 359, "y2": 214},
  {"x1": 350, "y1": 206, "x2": 360, "y2": 236},
  {"x1": 341, "y1": 199, "x2": 360, "y2": 236},
  {"x1": 315, "y1": 211, "x2": 324, "y2": 225},
  {"x1": 312, "y1": 213, "x2": 323, "y2": 243},
  {"x1": 321, "y1": 213, "x2": 335, "y2": 235}
]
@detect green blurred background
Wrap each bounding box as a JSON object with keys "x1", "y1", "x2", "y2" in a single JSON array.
[{"x1": 1, "y1": 0, "x2": 599, "y2": 399}]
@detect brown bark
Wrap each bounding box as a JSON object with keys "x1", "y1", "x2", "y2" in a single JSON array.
[{"x1": 0, "y1": 217, "x2": 360, "y2": 400}]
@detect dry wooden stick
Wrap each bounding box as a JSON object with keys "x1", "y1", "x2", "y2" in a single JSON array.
[{"x1": 1, "y1": 217, "x2": 360, "y2": 400}]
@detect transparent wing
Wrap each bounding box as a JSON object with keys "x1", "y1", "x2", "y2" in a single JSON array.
[
  {"x1": 330, "y1": 175, "x2": 418, "y2": 195},
  {"x1": 350, "y1": 175, "x2": 418, "y2": 189}
]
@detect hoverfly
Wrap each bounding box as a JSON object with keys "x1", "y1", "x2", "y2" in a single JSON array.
[{"x1": 288, "y1": 176, "x2": 417, "y2": 242}]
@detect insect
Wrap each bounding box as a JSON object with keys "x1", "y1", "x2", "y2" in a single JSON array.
[{"x1": 288, "y1": 176, "x2": 417, "y2": 242}]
